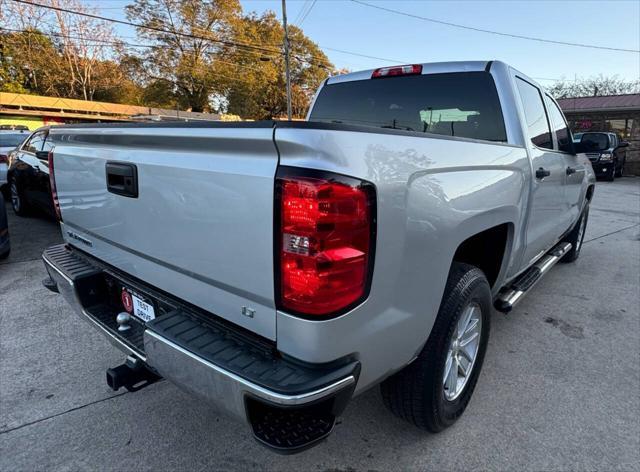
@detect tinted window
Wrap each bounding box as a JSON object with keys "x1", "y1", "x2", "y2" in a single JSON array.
[
  {"x1": 42, "y1": 136, "x2": 54, "y2": 153},
  {"x1": 580, "y1": 133, "x2": 609, "y2": 151},
  {"x1": 0, "y1": 133, "x2": 28, "y2": 147},
  {"x1": 516, "y1": 78, "x2": 552, "y2": 149},
  {"x1": 546, "y1": 96, "x2": 573, "y2": 153},
  {"x1": 24, "y1": 131, "x2": 47, "y2": 153},
  {"x1": 309, "y1": 72, "x2": 507, "y2": 142}
]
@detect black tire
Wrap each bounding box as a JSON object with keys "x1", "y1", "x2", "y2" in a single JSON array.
[
  {"x1": 604, "y1": 163, "x2": 615, "y2": 182},
  {"x1": 561, "y1": 203, "x2": 589, "y2": 263},
  {"x1": 9, "y1": 176, "x2": 30, "y2": 216},
  {"x1": 381, "y1": 262, "x2": 491, "y2": 432},
  {"x1": 0, "y1": 248, "x2": 9, "y2": 260},
  {"x1": 615, "y1": 159, "x2": 624, "y2": 178}
]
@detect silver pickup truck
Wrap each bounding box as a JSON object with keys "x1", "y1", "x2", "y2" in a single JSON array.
[{"x1": 42, "y1": 60, "x2": 595, "y2": 453}]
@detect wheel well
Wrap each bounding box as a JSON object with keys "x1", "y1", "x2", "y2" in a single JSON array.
[
  {"x1": 453, "y1": 223, "x2": 510, "y2": 288},
  {"x1": 586, "y1": 185, "x2": 595, "y2": 202}
]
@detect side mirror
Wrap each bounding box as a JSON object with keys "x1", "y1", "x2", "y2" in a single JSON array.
[{"x1": 35, "y1": 151, "x2": 50, "y2": 160}]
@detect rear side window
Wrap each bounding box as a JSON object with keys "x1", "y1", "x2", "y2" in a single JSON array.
[
  {"x1": 42, "y1": 136, "x2": 54, "y2": 153},
  {"x1": 309, "y1": 72, "x2": 507, "y2": 142},
  {"x1": 23, "y1": 131, "x2": 46, "y2": 153},
  {"x1": 545, "y1": 96, "x2": 573, "y2": 153},
  {"x1": 515, "y1": 78, "x2": 553, "y2": 150}
]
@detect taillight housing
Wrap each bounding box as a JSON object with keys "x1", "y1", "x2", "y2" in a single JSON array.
[
  {"x1": 275, "y1": 168, "x2": 376, "y2": 319},
  {"x1": 47, "y1": 151, "x2": 62, "y2": 221},
  {"x1": 372, "y1": 64, "x2": 422, "y2": 78},
  {"x1": 0, "y1": 154, "x2": 7, "y2": 164}
]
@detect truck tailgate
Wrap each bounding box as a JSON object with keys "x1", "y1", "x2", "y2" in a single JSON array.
[{"x1": 49, "y1": 124, "x2": 278, "y2": 340}]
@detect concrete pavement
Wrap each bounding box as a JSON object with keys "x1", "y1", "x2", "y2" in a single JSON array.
[{"x1": 1, "y1": 178, "x2": 638, "y2": 471}]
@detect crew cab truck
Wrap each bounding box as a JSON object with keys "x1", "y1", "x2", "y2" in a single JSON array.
[{"x1": 41, "y1": 61, "x2": 595, "y2": 453}]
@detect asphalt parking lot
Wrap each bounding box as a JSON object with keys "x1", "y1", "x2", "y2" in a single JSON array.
[{"x1": 1, "y1": 178, "x2": 639, "y2": 471}]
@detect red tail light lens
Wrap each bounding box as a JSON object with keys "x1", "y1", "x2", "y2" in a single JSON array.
[
  {"x1": 372, "y1": 64, "x2": 422, "y2": 78},
  {"x1": 0, "y1": 154, "x2": 8, "y2": 164},
  {"x1": 276, "y1": 169, "x2": 376, "y2": 318},
  {"x1": 47, "y1": 151, "x2": 62, "y2": 221}
]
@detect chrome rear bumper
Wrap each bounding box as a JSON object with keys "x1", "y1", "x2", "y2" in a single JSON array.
[{"x1": 42, "y1": 245, "x2": 358, "y2": 428}]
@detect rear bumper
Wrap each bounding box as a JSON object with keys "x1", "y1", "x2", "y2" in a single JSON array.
[{"x1": 43, "y1": 244, "x2": 358, "y2": 452}]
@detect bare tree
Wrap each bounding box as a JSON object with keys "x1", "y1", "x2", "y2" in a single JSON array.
[
  {"x1": 1, "y1": 0, "x2": 121, "y2": 100},
  {"x1": 548, "y1": 75, "x2": 640, "y2": 99},
  {"x1": 47, "y1": 0, "x2": 120, "y2": 100}
]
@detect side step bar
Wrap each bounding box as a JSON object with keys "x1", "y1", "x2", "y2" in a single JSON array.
[{"x1": 495, "y1": 241, "x2": 572, "y2": 313}]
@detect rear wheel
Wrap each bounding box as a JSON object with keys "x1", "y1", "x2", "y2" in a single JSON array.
[
  {"x1": 561, "y1": 203, "x2": 589, "y2": 263},
  {"x1": 10, "y1": 177, "x2": 29, "y2": 216},
  {"x1": 615, "y1": 159, "x2": 624, "y2": 178},
  {"x1": 381, "y1": 262, "x2": 491, "y2": 432}
]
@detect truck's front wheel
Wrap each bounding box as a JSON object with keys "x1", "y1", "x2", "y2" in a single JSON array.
[{"x1": 381, "y1": 262, "x2": 491, "y2": 432}]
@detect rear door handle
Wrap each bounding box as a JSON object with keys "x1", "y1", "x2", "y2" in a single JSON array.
[
  {"x1": 536, "y1": 167, "x2": 551, "y2": 179},
  {"x1": 566, "y1": 166, "x2": 576, "y2": 176},
  {"x1": 106, "y1": 162, "x2": 138, "y2": 198}
]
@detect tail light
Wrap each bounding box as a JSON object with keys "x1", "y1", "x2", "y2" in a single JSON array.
[
  {"x1": 372, "y1": 64, "x2": 422, "y2": 78},
  {"x1": 47, "y1": 151, "x2": 62, "y2": 221},
  {"x1": 0, "y1": 154, "x2": 7, "y2": 164},
  {"x1": 276, "y1": 168, "x2": 376, "y2": 318}
]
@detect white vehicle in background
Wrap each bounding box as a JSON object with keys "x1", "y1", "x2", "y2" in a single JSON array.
[{"x1": 0, "y1": 129, "x2": 31, "y2": 189}]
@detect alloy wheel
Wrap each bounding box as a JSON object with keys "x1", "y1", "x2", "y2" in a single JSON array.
[
  {"x1": 443, "y1": 302, "x2": 483, "y2": 401},
  {"x1": 10, "y1": 180, "x2": 20, "y2": 213}
]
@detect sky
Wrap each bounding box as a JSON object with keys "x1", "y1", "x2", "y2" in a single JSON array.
[{"x1": 85, "y1": 0, "x2": 640, "y2": 86}]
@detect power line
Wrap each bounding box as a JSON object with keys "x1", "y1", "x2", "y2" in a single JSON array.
[
  {"x1": 322, "y1": 46, "x2": 406, "y2": 64},
  {"x1": 0, "y1": 27, "x2": 273, "y2": 73},
  {"x1": 351, "y1": 0, "x2": 640, "y2": 54},
  {"x1": 9, "y1": 0, "x2": 339, "y2": 70},
  {"x1": 293, "y1": 0, "x2": 312, "y2": 25},
  {"x1": 9, "y1": 0, "x2": 284, "y2": 56},
  {"x1": 298, "y1": 0, "x2": 317, "y2": 26},
  {"x1": 6, "y1": 0, "x2": 405, "y2": 70}
]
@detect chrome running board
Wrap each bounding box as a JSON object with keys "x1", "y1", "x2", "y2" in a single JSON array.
[{"x1": 495, "y1": 241, "x2": 572, "y2": 313}]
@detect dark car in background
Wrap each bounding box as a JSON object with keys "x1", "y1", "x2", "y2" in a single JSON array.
[
  {"x1": 0, "y1": 129, "x2": 31, "y2": 191},
  {"x1": 7, "y1": 127, "x2": 57, "y2": 218},
  {"x1": 0, "y1": 192, "x2": 10, "y2": 260},
  {"x1": 575, "y1": 132, "x2": 628, "y2": 181}
]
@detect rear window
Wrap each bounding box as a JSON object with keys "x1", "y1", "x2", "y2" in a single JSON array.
[
  {"x1": 309, "y1": 72, "x2": 507, "y2": 142},
  {"x1": 581, "y1": 133, "x2": 609, "y2": 151},
  {"x1": 0, "y1": 133, "x2": 27, "y2": 148}
]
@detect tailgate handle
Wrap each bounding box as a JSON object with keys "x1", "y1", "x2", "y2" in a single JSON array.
[{"x1": 106, "y1": 162, "x2": 138, "y2": 198}]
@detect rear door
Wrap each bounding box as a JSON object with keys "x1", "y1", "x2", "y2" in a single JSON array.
[
  {"x1": 17, "y1": 130, "x2": 49, "y2": 209},
  {"x1": 515, "y1": 77, "x2": 569, "y2": 265},
  {"x1": 50, "y1": 124, "x2": 280, "y2": 340},
  {"x1": 545, "y1": 95, "x2": 585, "y2": 225}
]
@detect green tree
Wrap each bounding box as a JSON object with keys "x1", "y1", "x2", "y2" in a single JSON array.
[
  {"x1": 222, "y1": 11, "x2": 332, "y2": 119},
  {"x1": 125, "y1": 0, "x2": 243, "y2": 112},
  {"x1": 0, "y1": 30, "x2": 63, "y2": 95}
]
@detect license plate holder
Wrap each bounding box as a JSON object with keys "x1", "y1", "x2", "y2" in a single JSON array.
[{"x1": 122, "y1": 286, "x2": 156, "y2": 323}]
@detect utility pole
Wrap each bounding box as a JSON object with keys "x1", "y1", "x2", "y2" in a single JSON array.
[{"x1": 282, "y1": 0, "x2": 292, "y2": 120}]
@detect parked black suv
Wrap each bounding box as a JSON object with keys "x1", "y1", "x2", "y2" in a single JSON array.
[{"x1": 575, "y1": 132, "x2": 629, "y2": 181}]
